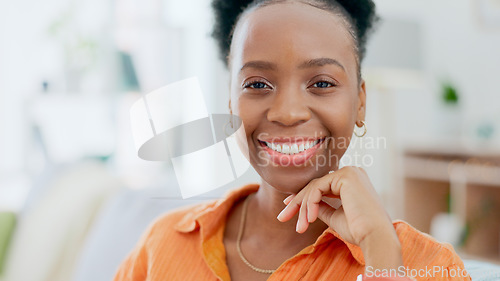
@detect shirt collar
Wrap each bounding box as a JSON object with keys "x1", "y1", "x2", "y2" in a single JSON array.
[
  {"x1": 174, "y1": 184, "x2": 259, "y2": 234},
  {"x1": 174, "y1": 184, "x2": 364, "y2": 265}
]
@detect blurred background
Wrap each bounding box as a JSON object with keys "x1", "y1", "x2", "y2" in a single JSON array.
[{"x1": 0, "y1": 0, "x2": 499, "y2": 280}]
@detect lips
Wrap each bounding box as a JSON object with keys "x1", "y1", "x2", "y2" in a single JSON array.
[
  {"x1": 257, "y1": 137, "x2": 326, "y2": 166},
  {"x1": 261, "y1": 139, "x2": 321, "y2": 154}
]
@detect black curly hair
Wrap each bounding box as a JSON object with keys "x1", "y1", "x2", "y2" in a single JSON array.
[{"x1": 211, "y1": 0, "x2": 378, "y2": 72}]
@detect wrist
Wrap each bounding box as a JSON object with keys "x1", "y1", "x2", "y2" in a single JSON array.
[{"x1": 360, "y1": 226, "x2": 403, "y2": 271}]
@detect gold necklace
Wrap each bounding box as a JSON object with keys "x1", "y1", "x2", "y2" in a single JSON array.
[{"x1": 236, "y1": 195, "x2": 277, "y2": 274}]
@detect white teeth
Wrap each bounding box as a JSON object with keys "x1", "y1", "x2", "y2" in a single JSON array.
[
  {"x1": 298, "y1": 143, "x2": 305, "y2": 152},
  {"x1": 264, "y1": 139, "x2": 322, "y2": 155},
  {"x1": 304, "y1": 142, "x2": 311, "y2": 150},
  {"x1": 276, "y1": 144, "x2": 282, "y2": 152},
  {"x1": 282, "y1": 144, "x2": 290, "y2": 154}
]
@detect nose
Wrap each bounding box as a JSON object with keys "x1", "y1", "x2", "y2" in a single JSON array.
[{"x1": 267, "y1": 86, "x2": 311, "y2": 126}]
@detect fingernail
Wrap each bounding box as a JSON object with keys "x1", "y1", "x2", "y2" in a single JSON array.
[
  {"x1": 283, "y1": 194, "x2": 294, "y2": 205},
  {"x1": 277, "y1": 208, "x2": 286, "y2": 221}
]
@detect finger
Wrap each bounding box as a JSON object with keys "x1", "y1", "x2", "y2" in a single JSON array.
[
  {"x1": 322, "y1": 197, "x2": 342, "y2": 210},
  {"x1": 317, "y1": 200, "x2": 336, "y2": 226},
  {"x1": 305, "y1": 175, "x2": 341, "y2": 223},
  {"x1": 278, "y1": 169, "x2": 343, "y2": 223},
  {"x1": 277, "y1": 199, "x2": 300, "y2": 222},
  {"x1": 283, "y1": 194, "x2": 295, "y2": 205},
  {"x1": 307, "y1": 188, "x2": 323, "y2": 223},
  {"x1": 323, "y1": 194, "x2": 341, "y2": 199},
  {"x1": 311, "y1": 167, "x2": 351, "y2": 198},
  {"x1": 307, "y1": 202, "x2": 319, "y2": 223},
  {"x1": 296, "y1": 196, "x2": 309, "y2": 233},
  {"x1": 304, "y1": 172, "x2": 344, "y2": 201},
  {"x1": 277, "y1": 185, "x2": 310, "y2": 222},
  {"x1": 328, "y1": 206, "x2": 352, "y2": 242},
  {"x1": 318, "y1": 203, "x2": 353, "y2": 242}
]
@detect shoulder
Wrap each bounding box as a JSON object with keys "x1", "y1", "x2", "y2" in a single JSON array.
[
  {"x1": 144, "y1": 200, "x2": 217, "y2": 239},
  {"x1": 145, "y1": 184, "x2": 259, "y2": 239},
  {"x1": 393, "y1": 220, "x2": 465, "y2": 267}
]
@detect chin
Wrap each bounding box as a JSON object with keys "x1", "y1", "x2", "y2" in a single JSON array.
[
  {"x1": 257, "y1": 165, "x2": 331, "y2": 195},
  {"x1": 247, "y1": 136, "x2": 340, "y2": 193}
]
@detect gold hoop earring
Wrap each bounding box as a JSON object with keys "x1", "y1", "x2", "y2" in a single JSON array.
[
  {"x1": 354, "y1": 120, "x2": 367, "y2": 137},
  {"x1": 229, "y1": 112, "x2": 234, "y2": 129},
  {"x1": 223, "y1": 120, "x2": 233, "y2": 137},
  {"x1": 228, "y1": 100, "x2": 234, "y2": 129},
  {"x1": 224, "y1": 111, "x2": 235, "y2": 137}
]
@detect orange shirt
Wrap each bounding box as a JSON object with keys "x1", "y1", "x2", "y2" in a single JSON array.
[{"x1": 113, "y1": 184, "x2": 471, "y2": 281}]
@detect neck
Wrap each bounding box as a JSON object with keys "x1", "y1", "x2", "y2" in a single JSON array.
[{"x1": 245, "y1": 179, "x2": 328, "y2": 250}]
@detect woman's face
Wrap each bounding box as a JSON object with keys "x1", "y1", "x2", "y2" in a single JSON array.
[{"x1": 230, "y1": 2, "x2": 366, "y2": 194}]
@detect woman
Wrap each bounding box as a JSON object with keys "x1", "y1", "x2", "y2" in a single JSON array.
[{"x1": 114, "y1": 0, "x2": 470, "y2": 280}]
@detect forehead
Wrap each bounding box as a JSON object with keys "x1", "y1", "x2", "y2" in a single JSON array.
[{"x1": 230, "y1": 2, "x2": 356, "y2": 72}]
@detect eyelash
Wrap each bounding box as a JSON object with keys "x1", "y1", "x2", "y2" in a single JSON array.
[
  {"x1": 310, "y1": 79, "x2": 338, "y2": 88},
  {"x1": 242, "y1": 78, "x2": 338, "y2": 90},
  {"x1": 243, "y1": 80, "x2": 271, "y2": 90}
]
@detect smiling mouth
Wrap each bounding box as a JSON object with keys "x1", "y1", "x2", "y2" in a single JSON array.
[
  {"x1": 258, "y1": 138, "x2": 325, "y2": 155},
  {"x1": 257, "y1": 137, "x2": 327, "y2": 166}
]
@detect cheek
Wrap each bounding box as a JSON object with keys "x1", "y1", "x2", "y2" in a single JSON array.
[
  {"x1": 233, "y1": 97, "x2": 263, "y2": 147},
  {"x1": 315, "y1": 94, "x2": 357, "y2": 138},
  {"x1": 235, "y1": 98, "x2": 269, "y2": 169}
]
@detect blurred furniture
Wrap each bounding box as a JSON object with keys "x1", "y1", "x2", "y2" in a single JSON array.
[
  {"x1": 71, "y1": 188, "x2": 207, "y2": 281},
  {"x1": 463, "y1": 259, "x2": 500, "y2": 280},
  {"x1": 0, "y1": 160, "x2": 121, "y2": 281},
  {"x1": 400, "y1": 142, "x2": 500, "y2": 264}
]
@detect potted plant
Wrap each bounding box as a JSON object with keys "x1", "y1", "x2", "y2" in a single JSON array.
[{"x1": 439, "y1": 81, "x2": 462, "y2": 137}]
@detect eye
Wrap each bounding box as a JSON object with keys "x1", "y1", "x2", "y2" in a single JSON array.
[
  {"x1": 243, "y1": 80, "x2": 271, "y2": 90},
  {"x1": 312, "y1": 81, "x2": 335, "y2": 88},
  {"x1": 249, "y1": 82, "x2": 268, "y2": 89}
]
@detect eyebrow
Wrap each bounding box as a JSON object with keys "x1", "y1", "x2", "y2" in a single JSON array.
[
  {"x1": 239, "y1": 57, "x2": 345, "y2": 73},
  {"x1": 240, "y1": 60, "x2": 277, "y2": 72},
  {"x1": 299, "y1": 58, "x2": 345, "y2": 71}
]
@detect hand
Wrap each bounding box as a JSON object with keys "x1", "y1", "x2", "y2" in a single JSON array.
[{"x1": 277, "y1": 166, "x2": 403, "y2": 269}]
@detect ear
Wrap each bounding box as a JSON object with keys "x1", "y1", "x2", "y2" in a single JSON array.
[{"x1": 356, "y1": 80, "x2": 366, "y2": 124}]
